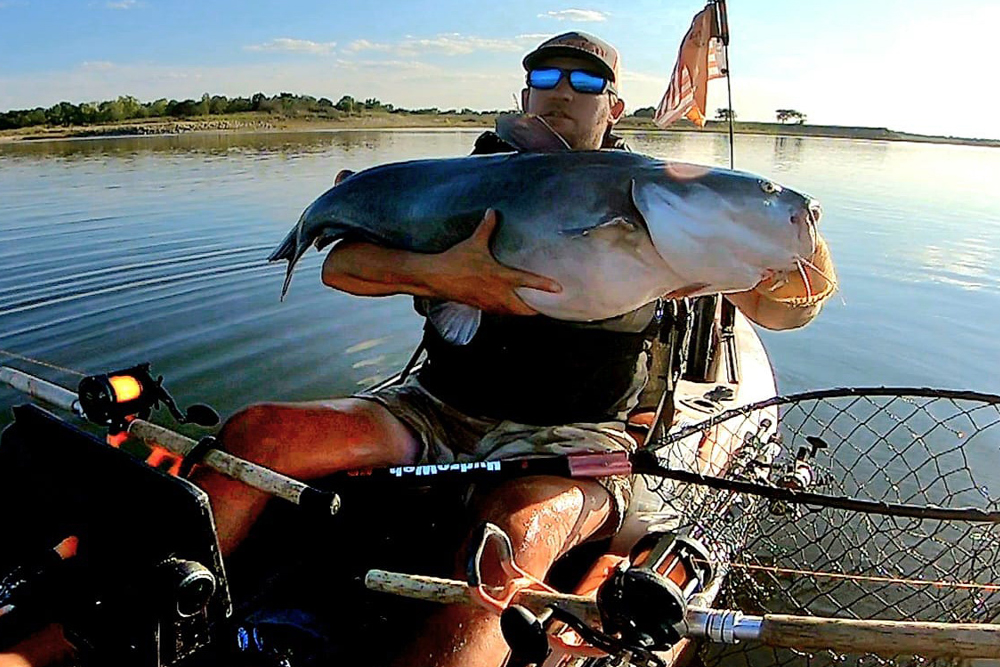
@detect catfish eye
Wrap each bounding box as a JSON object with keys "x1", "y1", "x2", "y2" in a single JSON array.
[{"x1": 759, "y1": 180, "x2": 782, "y2": 195}]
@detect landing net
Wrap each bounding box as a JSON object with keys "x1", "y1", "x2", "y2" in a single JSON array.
[{"x1": 642, "y1": 388, "x2": 1000, "y2": 667}]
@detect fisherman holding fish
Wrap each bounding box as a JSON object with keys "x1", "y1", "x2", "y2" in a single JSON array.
[
  {"x1": 199, "y1": 32, "x2": 835, "y2": 667},
  {"x1": 0, "y1": 31, "x2": 836, "y2": 667}
]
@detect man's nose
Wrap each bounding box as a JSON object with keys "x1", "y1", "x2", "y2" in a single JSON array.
[{"x1": 552, "y1": 76, "x2": 574, "y2": 98}]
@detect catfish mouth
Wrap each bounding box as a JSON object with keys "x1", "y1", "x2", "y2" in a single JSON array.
[{"x1": 791, "y1": 199, "x2": 820, "y2": 257}]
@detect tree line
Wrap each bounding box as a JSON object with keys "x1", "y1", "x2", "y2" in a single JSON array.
[
  {"x1": 2, "y1": 92, "x2": 808, "y2": 131},
  {"x1": 0, "y1": 92, "x2": 500, "y2": 131},
  {"x1": 630, "y1": 107, "x2": 808, "y2": 124}
]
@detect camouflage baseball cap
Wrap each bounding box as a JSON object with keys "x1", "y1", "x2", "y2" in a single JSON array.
[{"x1": 522, "y1": 31, "x2": 621, "y2": 88}]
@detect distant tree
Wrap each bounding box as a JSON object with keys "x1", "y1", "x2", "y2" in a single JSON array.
[
  {"x1": 715, "y1": 107, "x2": 737, "y2": 121},
  {"x1": 193, "y1": 93, "x2": 211, "y2": 116},
  {"x1": 250, "y1": 92, "x2": 267, "y2": 111},
  {"x1": 631, "y1": 106, "x2": 656, "y2": 118},
  {"x1": 208, "y1": 95, "x2": 229, "y2": 115},
  {"x1": 226, "y1": 97, "x2": 252, "y2": 113},
  {"x1": 45, "y1": 101, "x2": 78, "y2": 126},
  {"x1": 317, "y1": 97, "x2": 334, "y2": 108},
  {"x1": 78, "y1": 102, "x2": 100, "y2": 124},
  {"x1": 98, "y1": 98, "x2": 126, "y2": 122},
  {"x1": 146, "y1": 98, "x2": 169, "y2": 117},
  {"x1": 776, "y1": 109, "x2": 806, "y2": 124},
  {"x1": 23, "y1": 108, "x2": 47, "y2": 126},
  {"x1": 256, "y1": 97, "x2": 281, "y2": 114},
  {"x1": 168, "y1": 99, "x2": 200, "y2": 117},
  {"x1": 335, "y1": 95, "x2": 357, "y2": 113}
]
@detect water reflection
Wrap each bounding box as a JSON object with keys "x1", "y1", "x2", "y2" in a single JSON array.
[
  {"x1": 2, "y1": 130, "x2": 1000, "y2": 431},
  {"x1": 0, "y1": 129, "x2": 412, "y2": 162},
  {"x1": 773, "y1": 136, "x2": 804, "y2": 165}
]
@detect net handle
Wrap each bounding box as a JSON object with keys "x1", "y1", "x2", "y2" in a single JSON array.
[{"x1": 649, "y1": 386, "x2": 1000, "y2": 451}]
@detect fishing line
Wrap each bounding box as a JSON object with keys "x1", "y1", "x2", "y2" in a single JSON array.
[{"x1": 0, "y1": 348, "x2": 85, "y2": 377}]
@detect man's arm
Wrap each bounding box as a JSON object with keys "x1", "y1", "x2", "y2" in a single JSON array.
[
  {"x1": 321, "y1": 209, "x2": 562, "y2": 316},
  {"x1": 725, "y1": 235, "x2": 837, "y2": 331}
]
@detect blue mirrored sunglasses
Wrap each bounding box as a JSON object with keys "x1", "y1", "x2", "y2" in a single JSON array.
[{"x1": 527, "y1": 67, "x2": 615, "y2": 95}]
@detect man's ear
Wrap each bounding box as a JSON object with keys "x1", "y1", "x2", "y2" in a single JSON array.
[
  {"x1": 609, "y1": 97, "x2": 626, "y2": 124},
  {"x1": 520, "y1": 88, "x2": 530, "y2": 113}
]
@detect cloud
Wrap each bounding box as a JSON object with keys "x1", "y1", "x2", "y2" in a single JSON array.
[
  {"x1": 80, "y1": 61, "x2": 117, "y2": 71},
  {"x1": 344, "y1": 33, "x2": 537, "y2": 57},
  {"x1": 333, "y1": 58, "x2": 436, "y2": 72},
  {"x1": 538, "y1": 9, "x2": 609, "y2": 22},
  {"x1": 245, "y1": 38, "x2": 337, "y2": 55},
  {"x1": 106, "y1": 0, "x2": 136, "y2": 8}
]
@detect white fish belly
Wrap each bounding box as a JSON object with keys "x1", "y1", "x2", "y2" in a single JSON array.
[{"x1": 508, "y1": 233, "x2": 685, "y2": 322}]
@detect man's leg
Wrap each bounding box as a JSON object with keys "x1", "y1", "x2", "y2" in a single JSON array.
[
  {"x1": 396, "y1": 476, "x2": 613, "y2": 667},
  {"x1": 0, "y1": 625, "x2": 73, "y2": 667},
  {"x1": 191, "y1": 397, "x2": 421, "y2": 555}
]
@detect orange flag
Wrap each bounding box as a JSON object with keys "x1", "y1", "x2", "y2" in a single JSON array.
[{"x1": 653, "y1": 4, "x2": 727, "y2": 128}]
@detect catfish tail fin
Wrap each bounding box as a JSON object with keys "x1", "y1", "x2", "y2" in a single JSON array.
[{"x1": 268, "y1": 212, "x2": 310, "y2": 301}]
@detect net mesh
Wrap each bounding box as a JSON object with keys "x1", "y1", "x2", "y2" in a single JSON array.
[{"x1": 642, "y1": 388, "x2": 1000, "y2": 667}]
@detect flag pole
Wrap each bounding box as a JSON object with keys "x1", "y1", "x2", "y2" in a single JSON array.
[{"x1": 713, "y1": 0, "x2": 735, "y2": 168}]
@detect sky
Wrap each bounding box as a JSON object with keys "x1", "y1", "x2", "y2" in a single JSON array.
[{"x1": 1, "y1": 0, "x2": 998, "y2": 140}]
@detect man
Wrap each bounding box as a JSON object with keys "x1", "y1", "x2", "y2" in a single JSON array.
[
  {"x1": 0, "y1": 31, "x2": 832, "y2": 667},
  {"x1": 197, "y1": 31, "x2": 833, "y2": 667}
]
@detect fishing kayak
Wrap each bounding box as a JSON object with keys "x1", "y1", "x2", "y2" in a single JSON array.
[{"x1": 0, "y1": 298, "x2": 779, "y2": 667}]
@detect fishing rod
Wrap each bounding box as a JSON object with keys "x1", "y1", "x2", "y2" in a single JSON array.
[
  {"x1": 6, "y1": 364, "x2": 1000, "y2": 664},
  {"x1": 364, "y1": 567, "x2": 1000, "y2": 661},
  {"x1": 4, "y1": 365, "x2": 1000, "y2": 523},
  {"x1": 0, "y1": 365, "x2": 341, "y2": 518}
]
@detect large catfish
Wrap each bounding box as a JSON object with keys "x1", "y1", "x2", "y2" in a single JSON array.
[{"x1": 270, "y1": 119, "x2": 821, "y2": 344}]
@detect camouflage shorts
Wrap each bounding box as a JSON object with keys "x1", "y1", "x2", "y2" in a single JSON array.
[{"x1": 355, "y1": 374, "x2": 636, "y2": 535}]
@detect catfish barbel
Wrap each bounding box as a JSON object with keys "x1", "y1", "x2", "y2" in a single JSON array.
[{"x1": 269, "y1": 150, "x2": 821, "y2": 344}]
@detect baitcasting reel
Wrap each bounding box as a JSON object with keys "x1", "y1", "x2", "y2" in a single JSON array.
[{"x1": 77, "y1": 363, "x2": 218, "y2": 433}]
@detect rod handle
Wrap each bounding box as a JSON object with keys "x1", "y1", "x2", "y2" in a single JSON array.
[{"x1": 759, "y1": 614, "x2": 1000, "y2": 660}]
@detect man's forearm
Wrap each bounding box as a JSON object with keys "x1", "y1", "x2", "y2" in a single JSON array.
[{"x1": 322, "y1": 241, "x2": 438, "y2": 297}]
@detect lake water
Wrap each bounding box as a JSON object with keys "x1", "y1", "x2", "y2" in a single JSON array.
[{"x1": 1, "y1": 129, "x2": 999, "y2": 431}]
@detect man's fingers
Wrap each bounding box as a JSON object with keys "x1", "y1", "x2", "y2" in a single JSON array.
[
  {"x1": 470, "y1": 209, "x2": 498, "y2": 244},
  {"x1": 515, "y1": 271, "x2": 562, "y2": 294}
]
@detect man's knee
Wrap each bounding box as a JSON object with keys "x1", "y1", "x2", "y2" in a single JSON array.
[
  {"x1": 218, "y1": 402, "x2": 292, "y2": 464},
  {"x1": 217, "y1": 399, "x2": 416, "y2": 474}
]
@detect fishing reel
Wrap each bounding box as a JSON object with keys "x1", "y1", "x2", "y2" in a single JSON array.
[
  {"x1": 497, "y1": 531, "x2": 714, "y2": 666},
  {"x1": 597, "y1": 532, "x2": 714, "y2": 651},
  {"x1": 776, "y1": 435, "x2": 828, "y2": 491},
  {"x1": 77, "y1": 363, "x2": 218, "y2": 433}
]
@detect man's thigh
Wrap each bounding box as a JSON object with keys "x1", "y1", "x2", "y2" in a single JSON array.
[{"x1": 220, "y1": 397, "x2": 422, "y2": 477}]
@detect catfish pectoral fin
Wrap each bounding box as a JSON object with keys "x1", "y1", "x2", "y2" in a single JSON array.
[{"x1": 426, "y1": 301, "x2": 482, "y2": 345}]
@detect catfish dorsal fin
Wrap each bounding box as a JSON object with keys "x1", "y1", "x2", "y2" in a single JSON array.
[{"x1": 495, "y1": 113, "x2": 571, "y2": 152}]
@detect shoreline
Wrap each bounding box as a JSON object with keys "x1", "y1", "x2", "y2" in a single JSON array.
[{"x1": 2, "y1": 113, "x2": 997, "y2": 149}]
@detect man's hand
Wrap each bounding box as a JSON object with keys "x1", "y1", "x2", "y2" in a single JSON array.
[
  {"x1": 416, "y1": 209, "x2": 562, "y2": 315},
  {"x1": 322, "y1": 209, "x2": 562, "y2": 315}
]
